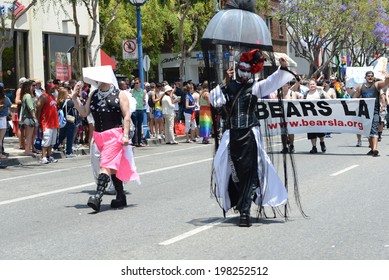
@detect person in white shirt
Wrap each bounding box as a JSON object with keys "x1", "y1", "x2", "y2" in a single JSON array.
[{"x1": 161, "y1": 85, "x2": 178, "y2": 144}]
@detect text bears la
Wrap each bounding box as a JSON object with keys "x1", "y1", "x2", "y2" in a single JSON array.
[{"x1": 257, "y1": 100, "x2": 370, "y2": 120}]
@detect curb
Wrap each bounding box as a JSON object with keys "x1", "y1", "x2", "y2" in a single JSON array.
[{"x1": 1, "y1": 135, "x2": 188, "y2": 168}]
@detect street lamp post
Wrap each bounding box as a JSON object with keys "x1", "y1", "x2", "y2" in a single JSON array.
[{"x1": 128, "y1": 0, "x2": 147, "y2": 89}]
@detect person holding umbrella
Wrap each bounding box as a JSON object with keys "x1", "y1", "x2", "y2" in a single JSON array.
[{"x1": 210, "y1": 50, "x2": 295, "y2": 227}]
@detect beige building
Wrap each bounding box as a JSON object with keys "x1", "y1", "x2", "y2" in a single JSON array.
[{"x1": 0, "y1": 0, "x2": 100, "y2": 88}]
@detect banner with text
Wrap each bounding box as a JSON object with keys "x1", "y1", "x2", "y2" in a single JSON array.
[
  {"x1": 257, "y1": 98, "x2": 375, "y2": 136},
  {"x1": 345, "y1": 66, "x2": 373, "y2": 89}
]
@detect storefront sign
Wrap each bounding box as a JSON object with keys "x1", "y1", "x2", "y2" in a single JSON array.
[
  {"x1": 161, "y1": 55, "x2": 181, "y2": 64},
  {"x1": 55, "y1": 52, "x2": 71, "y2": 81}
]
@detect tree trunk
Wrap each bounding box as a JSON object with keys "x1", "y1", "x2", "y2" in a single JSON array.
[{"x1": 71, "y1": 0, "x2": 82, "y2": 80}]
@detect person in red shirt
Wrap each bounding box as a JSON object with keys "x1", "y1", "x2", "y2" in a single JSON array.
[{"x1": 36, "y1": 83, "x2": 60, "y2": 164}]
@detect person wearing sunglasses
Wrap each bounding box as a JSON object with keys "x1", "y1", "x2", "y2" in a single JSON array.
[{"x1": 130, "y1": 78, "x2": 147, "y2": 147}]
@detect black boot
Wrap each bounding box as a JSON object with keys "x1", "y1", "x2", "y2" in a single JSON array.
[
  {"x1": 239, "y1": 212, "x2": 252, "y2": 227},
  {"x1": 320, "y1": 141, "x2": 326, "y2": 152},
  {"x1": 87, "y1": 173, "x2": 110, "y2": 212},
  {"x1": 238, "y1": 187, "x2": 254, "y2": 227},
  {"x1": 110, "y1": 174, "x2": 127, "y2": 208}
]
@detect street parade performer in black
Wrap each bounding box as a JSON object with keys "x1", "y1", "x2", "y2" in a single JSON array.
[
  {"x1": 72, "y1": 66, "x2": 139, "y2": 212},
  {"x1": 210, "y1": 49, "x2": 296, "y2": 227}
]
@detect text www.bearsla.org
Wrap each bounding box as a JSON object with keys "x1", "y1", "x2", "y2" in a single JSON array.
[{"x1": 268, "y1": 119, "x2": 364, "y2": 131}]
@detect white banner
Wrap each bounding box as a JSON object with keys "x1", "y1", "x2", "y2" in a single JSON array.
[
  {"x1": 257, "y1": 98, "x2": 375, "y2": 136},
  {"x1": 345, "y1": 66, "x2": 373, "y2": 89},
  {"x1": 373, "y1": 56, "x2": 388, "y2": 80}
]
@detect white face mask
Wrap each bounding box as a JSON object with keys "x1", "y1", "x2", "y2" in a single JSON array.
[
  {"x1": 237, "y1": 62, "x2": 252, "y2": 82},
  {"x1": 53, "y1": 89, "x2": 59, "y2": 98}
]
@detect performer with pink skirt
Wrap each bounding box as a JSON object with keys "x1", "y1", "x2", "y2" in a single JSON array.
[{"x1": 72, "y1": 66, "x2": 139, "y2": 212}]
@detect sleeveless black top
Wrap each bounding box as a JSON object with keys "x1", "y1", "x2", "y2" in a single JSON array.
[
  {"x1": 90, "y1": 88, "x2": 122, "y2": 132},
  {"x1": 361, "y1": 83, "x2": 380, "y2": 114}
]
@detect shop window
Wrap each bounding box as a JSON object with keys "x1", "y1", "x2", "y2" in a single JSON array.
[
  {"x1": 43, "y1": 33, "x2": 87, "y2": 82},
  {"x1": 265, "y1": 17, "x2": 272, "y2": 33},
  {"x1": 163, "y1": 67, "x2": 179, "y2": 84},
  {"x1": 278, "y1": 20, "x2": 284, "y2": 37},
  {"x1": 1, "y1": 30, "x2": 28, "y2": 90}
]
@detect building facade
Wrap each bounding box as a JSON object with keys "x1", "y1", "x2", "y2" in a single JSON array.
[
  {"x1": 157, "y1": 0, "x2": 296, "y2": 83},
  {"x1": 0, "y1": 0, "x2": 100, "y2": 89}
]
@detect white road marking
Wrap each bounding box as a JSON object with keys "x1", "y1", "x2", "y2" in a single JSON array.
[
  {"x1": 0, "y1": 165, "x2": 91, "y2": 183},
  {"x1": 134, "y1": 145, "x2": 206, "y2": 158},
  {"x1": 159, "y1": 215, "x2": 239, "y2": 246},
  {"x1": 0, "y1": 145, "x2": 208, "y2": 182},
  {"x1": 0, "y1": 158, "x2": 212, "y2": 206},
  {"x1": 0, "y1": 183, "x2": 95, "y2": 206},
  {"x1": 140, "y1": 158, "x2": 212, "y2": 175},
  {"x1": 330, "y1": 165, "x2": 359, "y2": 176}
]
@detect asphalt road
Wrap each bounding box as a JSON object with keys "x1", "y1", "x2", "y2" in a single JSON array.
[{"x1": 0, "y1": 132, "x2": 389, "y2": 260}]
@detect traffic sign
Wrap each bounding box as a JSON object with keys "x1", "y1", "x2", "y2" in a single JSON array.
[
  {"x1": 122, "y1": 39, "x2": 138, "y2": 60},
  {"x1": 143, "y1": 55, "x2": 150, "y2": 71}
]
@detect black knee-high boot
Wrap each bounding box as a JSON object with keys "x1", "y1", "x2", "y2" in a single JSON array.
[
  {"x1": 87, "y1": 173, "x2": 110, "y2": 212},
  {"x1": 110, "y1": 174, "x2": 127, "y2": 208}
]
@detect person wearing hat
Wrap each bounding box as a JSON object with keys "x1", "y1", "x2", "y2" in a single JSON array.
[
  {"x1": 330, "y1": 74, "x2": 345, "y2": 98},
  {"x1": 72, "y1": 66, "x2": 139, "y2": 212},
  {"x1": 209, "y1": 49, "x2": 297, "y2": 227},
  {"x1": 32, "y1": 79, "x2": 44, "y2": 97},
  {"x1": 15, "y1": 77, "x2": 28, "y2": 150},
  {"x1": 353, "y1": 71, "x2": 389, "y2": 156},
  {"x1": 161, "y1": 85, "x2": 178, "y2": 144}
]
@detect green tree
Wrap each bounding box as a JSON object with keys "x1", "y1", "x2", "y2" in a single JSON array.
[
  {"x1": 275, "y1": 0, "x2": 389, "y2": 78},
  {"x1": 100, "y1": 0, "x2": 215, "y2": 81},
  {"x1": 345, "y1": 0, "x2": 389, "y2": 67},
  {"x1": 82, "y1": 0, "x2": 123, "y2": 68}
]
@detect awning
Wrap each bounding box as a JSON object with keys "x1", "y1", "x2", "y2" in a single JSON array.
[
  {"x1": 100, "y1": 49, "x2": 117, "y2": 71},
  {"x1": 264, "y1": 52, "x2": 297, "y2": 68}
]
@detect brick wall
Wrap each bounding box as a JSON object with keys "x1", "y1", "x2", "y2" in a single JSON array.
[{"x1": 259, "y1": 0, "x2": 288, "y2": 53}]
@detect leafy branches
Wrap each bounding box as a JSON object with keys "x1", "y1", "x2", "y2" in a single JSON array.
[{"x1": 275, "y1": 0, "x2": 389, "y2": 77}]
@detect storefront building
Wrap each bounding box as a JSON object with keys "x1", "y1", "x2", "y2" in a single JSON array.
[
  {"x1": 0, "y1": 0, "x2": 100, "y2": 89},
  {"x1": 158, "y1": 51, "x2": 205, "y2": 84},
  {"x1": 158, "y1": 50, "x2": 297, "y2": 84}
]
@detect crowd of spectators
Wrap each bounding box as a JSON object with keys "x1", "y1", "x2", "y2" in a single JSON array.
[
  {"x1": 0, "y1": 76, "x2": 214, "y2": 164},
  {"x1": 1, "y1": 70, "x2": 388, "y2": 164}
]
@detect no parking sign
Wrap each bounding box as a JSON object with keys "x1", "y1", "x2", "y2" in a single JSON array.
[{"x1": 122, "y1": 39, "x2": 138, "y2": 60}]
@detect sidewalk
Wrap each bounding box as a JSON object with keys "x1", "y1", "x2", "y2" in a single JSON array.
[{"x1": 0, "y1": 134, "x2": 187, "y2": 168}]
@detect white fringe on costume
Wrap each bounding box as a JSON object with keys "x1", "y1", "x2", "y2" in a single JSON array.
[{"x1": 212, "y1": 127, "x2": 288, "y2": 212}]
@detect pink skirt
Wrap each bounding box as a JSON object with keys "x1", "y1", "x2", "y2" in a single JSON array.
[{"x1": 93, "y1": 128, "x2": 139, "y2": 183}]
